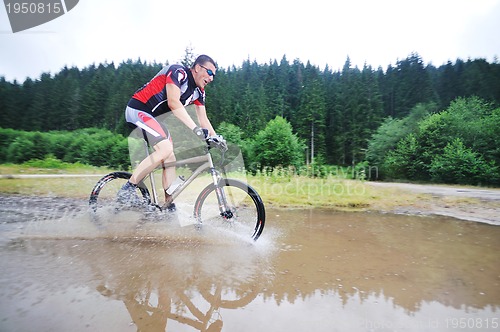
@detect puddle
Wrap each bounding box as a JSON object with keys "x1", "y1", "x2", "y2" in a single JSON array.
[{"x1": 0, "y1": 196, "x2": 499, "y2": 331}]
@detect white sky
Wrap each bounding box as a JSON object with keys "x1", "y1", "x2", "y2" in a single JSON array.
[{"x1": 1, "y1": 0, "x2": 499, "y2": 82}]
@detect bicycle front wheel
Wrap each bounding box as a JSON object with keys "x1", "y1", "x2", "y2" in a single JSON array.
[{"x1": 194, "y1": 179, "x2": 265, "y2": 241}]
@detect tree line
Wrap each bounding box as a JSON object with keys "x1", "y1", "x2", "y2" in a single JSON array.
[{"x1": 1, "y1": 53, "x2": 499, "y2": 185}]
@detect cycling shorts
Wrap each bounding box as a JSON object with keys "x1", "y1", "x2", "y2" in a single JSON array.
[{"x1": 125, "y1": 106, "x2": 171, "y2": 146}]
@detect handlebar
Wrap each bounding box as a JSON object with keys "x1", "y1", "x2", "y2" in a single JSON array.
[{"x1": 206, "y1": 136, "x2": 228, "y2": 152}]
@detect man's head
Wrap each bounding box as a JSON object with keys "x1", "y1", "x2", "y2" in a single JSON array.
[{"x1": 191, "y1": 55, "x2": 217, "y2": 89}]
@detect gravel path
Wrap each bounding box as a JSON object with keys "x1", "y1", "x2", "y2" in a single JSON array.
[{"x1": 367, "y1": 182, "x2": 500, "y2": 225}]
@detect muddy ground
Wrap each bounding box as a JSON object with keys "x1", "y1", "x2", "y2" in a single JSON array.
[{"x1": 1, "y1": 182, "x2": 499, "y2": 331}]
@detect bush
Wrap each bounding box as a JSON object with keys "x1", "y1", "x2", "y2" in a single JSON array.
[
  {"x1": 366, "y1": 103, "x2": 432, "y2": 168},
  {"x1": 6, "y1": 136, "x2": 36, "y2": 163},
  {"x1": 252, "y1": 116, "x2": 305, "y2": 171},
  {"x1": 382, "y1": 134, "x2": 426, "y2": 180},
  {"x1": 0, "y1": 128, "x2": 18, "y2": 163},
  {"x1": 2, "y1": 130, "x2": 51, "y2": 163},
  {"x1": 47, "y1": 131, "x2": 74, "y2": 160},
  {"x1": 373, "y1": 97, "x2": 500, "y2": 185},
  {"x1": 1, "y1": 127, "x2": 130, "y2": 169},
  {"x1": 430, "y1": 138, "x2": 499, "y2": 185},
  {"x1": 109, "y1": 138, "x2": 130, "y2": 170},
  {"x1": 78, "y1": 129, "x2": 128, "y2": 168}
]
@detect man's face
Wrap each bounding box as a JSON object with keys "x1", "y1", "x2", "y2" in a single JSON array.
[{"x1": 194, "y1": 62, "x2": 216, "y2": 89}]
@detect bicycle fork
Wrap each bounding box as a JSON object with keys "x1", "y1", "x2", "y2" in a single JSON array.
[{"x1": 209, "y1": 168, "x2": 234, "y2": 219}]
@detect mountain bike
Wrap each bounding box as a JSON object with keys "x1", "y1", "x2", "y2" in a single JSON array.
[{"x1": 88, "y1": 136, "x2": 266, "y2": 241}]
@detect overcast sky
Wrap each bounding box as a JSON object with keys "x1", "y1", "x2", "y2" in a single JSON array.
[{"x1": 1, "y1": 0, "x2": 499, "y2": 82}]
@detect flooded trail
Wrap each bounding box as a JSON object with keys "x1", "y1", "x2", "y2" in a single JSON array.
[{"x1": 0, "y1": 195, "x2": 499, "y2": 331}]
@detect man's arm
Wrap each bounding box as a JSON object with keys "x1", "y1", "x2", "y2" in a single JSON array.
[
  {"x1": 195, "y1": 104, "x2": 216, "y2": 136},
  {"x1": 166, "y1": 83, "x2": 198, "y2": 130}
]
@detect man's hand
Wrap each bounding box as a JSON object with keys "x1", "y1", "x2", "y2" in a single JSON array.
[
  {"x1": 209, "y1": 134, "x2": 227, "y2": 151},
  {"x1": 193, "y1": 126, "x2": 209, "y2": 140},
  {"x1": 209, "y1": 134, "x2": 225, "y2": 144}
]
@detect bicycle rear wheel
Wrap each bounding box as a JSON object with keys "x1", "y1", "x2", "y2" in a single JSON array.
[
  {"x1": 194, "y1": 179, "x2": 265, "y2": 241},
  {"x1": 89, "y1": 172, "x2": 151, "y2": 213}
]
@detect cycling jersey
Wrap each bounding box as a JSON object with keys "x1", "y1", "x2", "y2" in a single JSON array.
[{"x1": 127, "y1": 64, "x2": 205, "y2": 116}]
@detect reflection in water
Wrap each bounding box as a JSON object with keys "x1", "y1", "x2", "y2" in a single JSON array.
[
  {"x1": 0, "y1": 209, "x2": 499, "y2": 331},
  {"x1": 90, "y1": 241, "x2": 268, "y2": 332}
]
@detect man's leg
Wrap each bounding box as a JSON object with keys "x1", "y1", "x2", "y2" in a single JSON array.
[
  {"x1": 129, "y1": 139, "x2": 173, "y2": 185},
  {"x1": 123, "y1": 107, "x2": 176, "y2": 208},
  {"x1": 162, "y1": 152, "x2": 177, "y2": 204}
]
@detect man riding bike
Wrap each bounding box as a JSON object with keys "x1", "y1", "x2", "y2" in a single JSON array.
[{"x1": 119, "y1": 54, "x2": 220, "y2": 211}]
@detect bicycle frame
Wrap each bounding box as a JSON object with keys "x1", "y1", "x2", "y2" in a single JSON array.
[{"x1": 143, "y1": 141, "x2": 227, "y2": 212}]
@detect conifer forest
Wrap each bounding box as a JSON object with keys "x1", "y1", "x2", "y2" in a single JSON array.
[{"x1": 1, "y1": 53, "x2": 499, "y2": 185}]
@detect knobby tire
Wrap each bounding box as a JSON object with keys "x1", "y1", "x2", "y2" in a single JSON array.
[
  {"x1": 194, "y1": 179, "x2": 265, "y2": 241},
  {"x1": 89, "y1": 171, "x2": 151, "y2": 213}
]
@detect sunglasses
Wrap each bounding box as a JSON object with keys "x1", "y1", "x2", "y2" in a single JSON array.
[{"x1": 199, "y1": 64, "x2": 216, "y2": 78}]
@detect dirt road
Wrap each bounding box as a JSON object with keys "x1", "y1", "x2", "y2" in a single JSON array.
[{"x1": 367, "y1": 181, "x2": 500, "y2": 225}]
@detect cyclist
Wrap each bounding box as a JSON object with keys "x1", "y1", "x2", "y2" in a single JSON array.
[{"x1": 119, "y1": 54, "x2": 218, "y2": 211}]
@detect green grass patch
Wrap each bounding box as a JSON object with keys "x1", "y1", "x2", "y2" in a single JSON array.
[
  {"x1": 247, "y1": 175, "x2": 375, "y2": 210},
  {"x1": 0, "y1": 161, "x2": 420, "y2": 212},
  {"x1": 0, "y1": 155, "x2": 115, "y2": 175},
  {"x1": 0, "y1": 176, "x2": 103, "y2": 198}
]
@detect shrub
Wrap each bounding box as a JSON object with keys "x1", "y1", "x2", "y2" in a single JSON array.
[
  {"x1": 7, "y1": 136, "x2": 36, "y2": 163},
  {"x1": 1, "y1": 127, "x2": 130, "y2": 169},
  {"x1": 382, "y1": 134, "x2": 425, "y2": 180},
  {"x1": 0, "y1": 128, "x2": 18, "y2": 163},
  {"x1": 252, "y1": 116, "x2": 305, "y2": 171},
  {"x1": 430, "y1": 138, "x2": 499, "y2": 185}
]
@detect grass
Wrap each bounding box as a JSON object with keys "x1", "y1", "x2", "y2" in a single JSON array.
[
  {"x1": 248, "y1": 176, "x2": 371, "y2": 209},
  {"x1": 0, "y1": 176, "x2": 104, "y2": 198},
  {"x1": 0, "y1": 162, "x2": 474, "y2": 213},
  {"x1": 0, "y1": 158, "x2": 114, "y2": 175},
  {"x1": 0, "y1": 158, "x2": 114, "y2": 199},
  {"x1": 0, "y1": 162, "x2": 382, "y2": 208},
  {"x1": 0, "y1": 174, "x2": 382, "y2": 210}
]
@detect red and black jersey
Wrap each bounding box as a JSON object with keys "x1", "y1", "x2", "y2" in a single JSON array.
[{"x1": 128, "y1": 64, "x2": 205, "y2": 116}]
